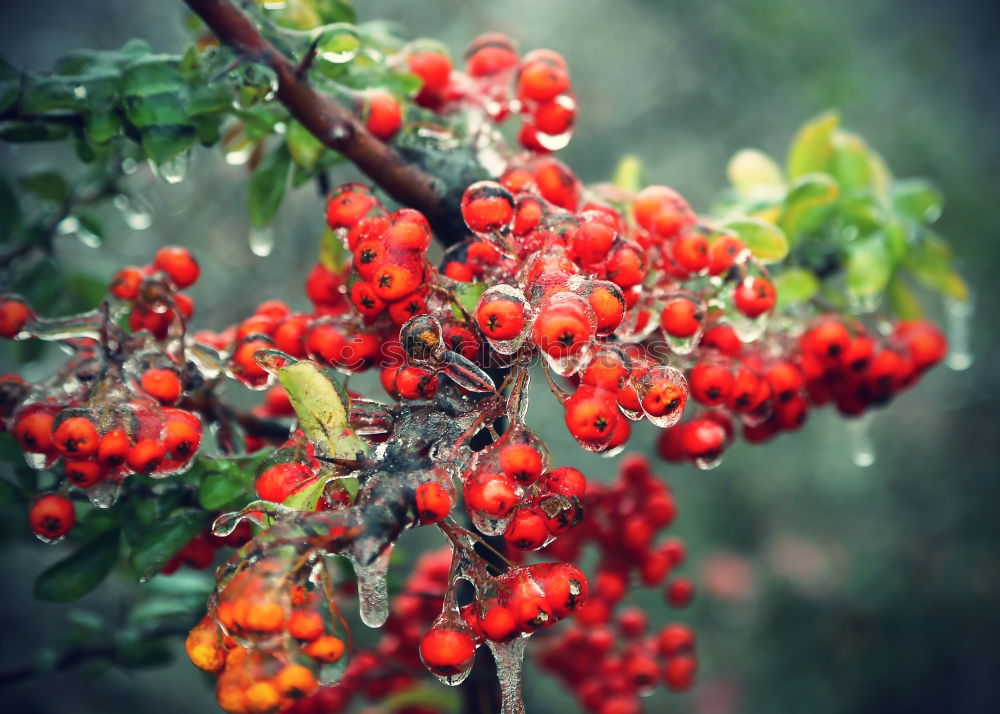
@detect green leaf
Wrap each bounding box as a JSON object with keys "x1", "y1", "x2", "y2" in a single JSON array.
[
  {"x1": 892, "y1": 178, "x2": 943, "y2": 225},
  {"x1": 774, "y1": 268, "x2": 820, "y2": 309},
  {"x1": 779, "y1": 173, "x2": 839, "y2": 240},
  {"x1": 830, "y1": 130, "x2": 890, "y2": 195},
  {"x1": 0, "y1": 120, "x2": 72, "y2": 142},
  {"x1": 845, "y1": 234, "x2": 893, "y2": 299},
  {"x1": 140, "y1": 125, "x2": 196, "y2": 164},
  {"x1": 34, "y1": 529, "x2": 120, "y2": 602},
  {"x1": 19, "y1": 172, "x2": 71, "y2": 203},
  {"x1": 125, "y1": 93, "x2": 191, "y2": 128},
  {"x1": 0, "y1": 478, "x2": 23, "y2": 505},
  {"x1": 122, "y1": 55, "x2": 184, "y2": 97},
  {"x1": 282, "y1": 476, "x2": 330, "y2": 512},
  {"x1": 452, "y1": 281, "x2": 487, "y2": 320},
  {"x1": 0, "y1": 175, "x2": 22, "y2": 238},
  {"x1": 287, "y1": 120, "x2": 325, "y2": 171},
  {"x1": 86, "y1": 108, "x2": 122, "y2": 144},
  {"x1": 18, "y1": 76, "x2": 85, "y2": 114},
  {"x1": 727, "y1": 148, "x2": 784, "y2": 200},
  {"x1": 887, "y1": 277, "x2": 923, "y2": 319},
  {"x1": 316, "y1": 0, "x2": 358, "y2": 24},
  {"x1": 186, "y1": 83, "x2": 234, "y2": 118},
  {"x1": 787, "y1": 110, "x2": 839, "y2": 180},
  {"x1": 128, "y1": 509, "x2": 209, "y2": 580},
  {"x1": 722, "y1": 217, "x2": 789, "y2": 263},
  {"x1": 277, "y1": 360, "x2": 368, "y2": 461},
  {"x1": 0, "y1": 56, "x2": 22, "y2": 114},
  {"x1": 248, "y1": 142, "x2": 291, "y2": 227},
  {"x1": 198, "y1": 461, "x2": 251, "y2": 510}
]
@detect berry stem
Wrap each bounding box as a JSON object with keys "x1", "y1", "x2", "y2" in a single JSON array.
[{"x1": 183, "y1": 0, "x2": 458, "y2": 242}]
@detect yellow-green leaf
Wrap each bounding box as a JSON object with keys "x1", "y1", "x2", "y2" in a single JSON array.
[
  {"x1": 787, "y1": 111, "x2": 840, "y2": 180},
  {"x1": 779, "y1": 173, "x2": 839, "y2": 241},
  {"x1": 774, "y1": 268, "x2": 820, "y2": 309},
  {"x1": 846, "y1": 234, "x2": 893, "y2": 299},
  {"x1": 612, "y1": 155, "x2": 643, "y2": 195},
  {"x1": 887, "y1": 277, "x2": 923, "y2": 319},
  {"x1": 723, "y1": 218, "x2": 789, "y2": 263},
  {"x1": 277, "y1": 360, "x2": 368, "y2": 461},
  {"x1": 727, "y1": 148, "x2": 785, "y2": 201}
]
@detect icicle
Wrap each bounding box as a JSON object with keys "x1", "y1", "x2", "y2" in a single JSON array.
[
  {"x1": 249, "y1": 225, "x2": 275, "y2": 257},
  {"x1": 944, "y1": 294, "x2": 973, "y2": 371},
  {"x1": 351, "y1": 545, "x2": 392, "y2": 628},
  {"x1": 150, "y1": 150, "x2": 190, "y2": 184},
  {"x1": 487, "y1": 637, "x2": 528, "y2": 714},
  {"x1": 845, "y1": 412, "x2": 876, "y2": 468}
]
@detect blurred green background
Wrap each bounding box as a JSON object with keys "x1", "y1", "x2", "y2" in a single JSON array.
[{"x1": 1, "y1": 1, "x2": 999, "y2": 713}]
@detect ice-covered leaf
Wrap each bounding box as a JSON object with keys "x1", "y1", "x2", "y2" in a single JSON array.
[
  {"x1": 452, "y1": 281, "x2": 487, "y2": 319},
  {"x1": 277, "y1": 360, "x2": 369, "y2": 460}
]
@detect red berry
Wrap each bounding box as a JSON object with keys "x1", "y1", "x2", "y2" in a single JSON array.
[
  {"x1": 395, "y1": 367, "x2": 439, "y2": 400},
  {"x1": 140, "y1": 368, "x2": 183, "y2": 404},
  {"x1": 65, "y1": 459, "x2": 103, "y2": 488},
  {"x1": 415, "y1": 481, "x2": 452, "y2": 525},
  {"x1": 419, "y1": 624, "x2": 476, "y2": 678},
  {"x1": 666, "y1": 578, "x2": 695, "y2": 607},
  {"x1": 256, "y1": 462, "x2": 314, "y2": 502},
  {"x1": 29, "y1": 494, "x2": 75, "y2": 540},
  {"x1": 97, "y1": 428, "x2": 131, "y2": 469},
  {"x1": 365, "y1": 90, "x2": 402, "y2": 141},
  {"x1": 733, "y1": 276, "x2": 776, "y2": 318},
  {"x1": 0, "y1": 297, "x2": 32, "y2": 339},
  {"x1": 663, "y1": 655, "x2": 697, "y2": 691},
  {"x1": 541, "y1": 467, "x2": 587, "y2": 499},
  {"x1": 476, "y1": 293, "x2": 527, "y2": 341},
  {"x1": 408, "y1": 50, "x2": 452, "y2": 93},
  {"x1": 461, "y1": 181, "x2": 515, "y2": 234},
  {"x1": 154, "y1": 246, "x2": 200, "y2": 288},
  {"x1": 463, "y1": 471, "x2": 518, "y2": 519},
  {"x1": 498, "y1": 443, "x2": 544, "y2": 485},
  {"x1": 109, "y1": 267, "x2": 144, "y2": 300},
  {"x1": 503, "y1": 507, "x2": 549, "y2": 550},
  {"x1": 13, "y1": 408, "x2": 56, "y2": 454},
  {"x1": 127, "y1": 439, "x2": 166, "y2": 474},
  {"x1": 53, "y1": 416, "x2": 100, "y2": 458}
]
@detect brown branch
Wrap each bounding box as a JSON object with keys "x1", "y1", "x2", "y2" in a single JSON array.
[{"x1": 183, "y1": 0, "x2": 458, "y2": 241}]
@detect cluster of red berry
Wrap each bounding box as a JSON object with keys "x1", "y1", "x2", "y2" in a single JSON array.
[
  {"x1": 534, "y1": 455, "x2": 695, "y2": 712},
  {"x1": 187, "y1": 551, "x2": 352, "y2": 714},
  {"x1": 375, "y1": 34, "x2": 577, "y2": 152},
  {"x1": 657, "y1": 316, "x2": 948, "y2": 466},
  {"x1": 163, "y1": 521, "x2": 254, "y2": 575}
]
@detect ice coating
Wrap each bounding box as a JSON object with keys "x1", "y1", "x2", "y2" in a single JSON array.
[
  {"x1": 944, "y1": 293, "x2": 973, "y2": 371},
  {"x1": 349, "y1": 545, "x2": 393, "y2": 628},
  {"x1": 846, "y1": 411, "x2": 876, "y2": 468},
  {"x1": 488, "y1": 636, "x2": 528, "y2": 714}
]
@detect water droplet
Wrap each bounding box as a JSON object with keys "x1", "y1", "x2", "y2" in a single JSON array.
[
  {"x1": 315, "y1": 23, "x2": 362, "y2": 64},
  {"x1": 260, "y1": 0, "x2": 287, "y2": 10},
  {"x1": 72, "y1": 85, "x2": 87, "y2": 100},
  {"x1": 113, "y1": 193, "x2": 153, "y2": 230},
  {"x1": 120, "y1": 157, "x2": 138, "y2": 174},
  {"x1": 351, "y1": 546, "x2": 392, "y2": 628},
  {"x1": 249, "y1": 225, "x2": 275, "y2": 256},
  {"x1": 150, "y1": 150, "x2": 190, "y2": 184},
  {"x1": 944, "y1": 294, "x2": 973, "y2": 371}
]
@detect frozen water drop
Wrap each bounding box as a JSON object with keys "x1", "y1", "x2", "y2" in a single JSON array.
[
  {"x1": 249, "y1": 225, "x2": 275, "y2": 256},
  {"x1": 73, "y1": 85, "x2": 87, "y2": 100},
  {"x1": 351, "y1": 546, "x2": 392, "y2": 628},
  {"x1": 944, "y1": 294, "x2": 973, "y2": 371},
  {"x1": 120, "y1": 157, "x2": 137, "y2": 174},
  {"x1": 150, "y1": 150, "x2": 189, "y2": 184},
  {"x1": 845, "y1": 412, "x2": 876, "y2": 468},
  {"x1": 487, "y1": 637, "x2": 528, "y2": 714},
  {"x1": 113, "y1": 193, "x2": 153, "y2": 230},
  {"x1": 260, "y1": 1, "x2": 287, "y2": 10},
  {"x1": 315, "y1": 23, "x2": 361, "y2": 64}
]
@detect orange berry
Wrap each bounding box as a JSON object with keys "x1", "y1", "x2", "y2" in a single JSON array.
[
  {"x1": 287, "y1": 610, "x2": 325, "y2": 641},
  {"x1": 275, "y1": 664, "x2": 318, "y2": 699},
  {"x1": 302, "y1": 635, "x2": 346, "y2": 662}
]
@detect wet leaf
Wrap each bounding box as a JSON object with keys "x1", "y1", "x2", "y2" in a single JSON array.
[
  {"x1": 198, "y1": 460, "x2": 252, "y2": 511},
  {"x1": 452, "y1": 281, "x2": 487, "y2": 319},
  {"x1": 140, "y1": 125, "x2": 196, "y2": 164},
  {"x1": 128, "y1": 509, "x2": 209, "y2": 580},
  {"x1": 35, "y1": 529, "x2": 120, "y2": 602},
  {"x1": 122, "y1": 55, "x2": 184, "y2": 97},
  {"x1": 887, "y1": 277, "x2": 923, "y2": 319},
  {"x1": 248, "y1": 142, "x2": 291, "y2": 227},
  {"x1": 830, "y1": 130, "x2": 890, "y2": 195}
]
